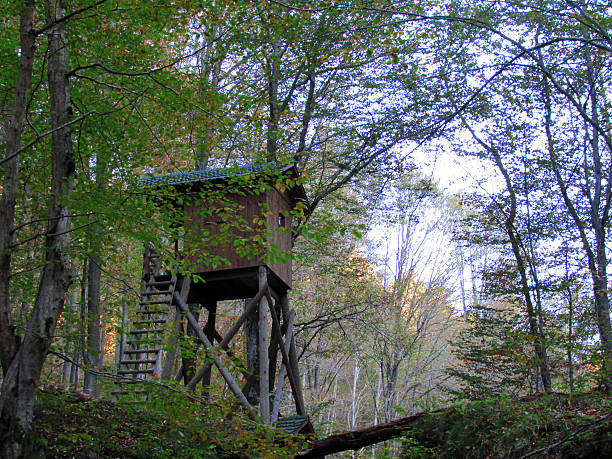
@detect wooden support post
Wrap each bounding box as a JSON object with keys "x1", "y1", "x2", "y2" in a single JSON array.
[
  {"x1": 245, "y1": 296, "x2": 259, "y2": 404},
  {"x1": 282, "y1": 292, "x2": 306, "y2": 414},
  {"x1": 267, "y1": 290, "x2": 306, "y2": 416},
  {"x1": 182, "y1": 302, "x2": 201, "y2": 386},
  {"x1": 268, "y1": 298, "x2": 282, "y2": 390},
  {"x1": 258, "y1": 267, "x2": 271, "y2": 424},
  {"x1": 271, "y1": 310, "x2": 295, "y2": 423},
  {"x1": 173, "y1": 291, "x2": 258, "y2": 420},
  {"x1": 161, "y1": 313, "x2": 183, "y2": 380},
  {"x1": 202, "y1": 299, "x2": 217, "y2": 393},
  {"x1": 162, "y1": 276, "x2": 190, "y2": 380},
  {"x1": 186, "y1": 287, "x2": 266, "y2": 390},
  {"x1": 241, "y1": 374, "x2": 258, "y2": 397}
]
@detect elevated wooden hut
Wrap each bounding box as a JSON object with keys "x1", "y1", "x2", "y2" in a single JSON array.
[{"x1": 116, "y1": 163, "x2": 312, "y2": 432}]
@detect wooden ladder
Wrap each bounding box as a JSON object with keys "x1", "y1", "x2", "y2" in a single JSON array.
[{"x1": 113, "y1": 254, "x2": 178, "y2": 397}]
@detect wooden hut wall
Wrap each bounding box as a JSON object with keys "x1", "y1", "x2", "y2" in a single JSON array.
[
  {"x1": 183, "y1": 185, "x2": 293, "y2": 289},
  {"x1": 265, "y1": 186, "x2": 293, "y2": 288}
]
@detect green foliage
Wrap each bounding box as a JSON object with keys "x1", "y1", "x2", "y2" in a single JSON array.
[
  {"x1": 448, "y1": 302, "x2": 537, "y2": 398},
  {"x1": 29, "y1": 387, "x2": 303, "y2": 458},
  {"x1": 400, "y1": 393, "x2": 612, "y2": 458}
]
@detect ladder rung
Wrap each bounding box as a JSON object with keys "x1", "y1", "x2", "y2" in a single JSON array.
[
  {"x1": 136, "y1": 309, "x2": 167, "y2": 315},
  {"x1": 141, "y1": 300, "x2": 168, "y2": 305},
  {"x1": 126, "y1": 338, "x2": 162, "y2": 345},
  {"x1": 129, "y1": 329, "x2": 164, "y2": 335},
  {"x1": 118, "y1": 369, "x2": 155, "y2": 375},
  {"x1": 133, "y1": 319, "x2": 166, "y2": 325},
  {"x1": 148, "y1": 280, "x2": 172, "y2": 286},
  {"x1": 123, "y1": 347, "x2": 161, "y2": 354},
  {"x1": 142, "y1": 291, "x2": 171, "y2": 296},
  {"x1": 121, "y1": 359, "x2": 157, "y2": 365}
]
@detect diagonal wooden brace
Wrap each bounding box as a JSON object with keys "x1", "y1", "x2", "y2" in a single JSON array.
[
  {"x1": 271, "y1": 310, "x2": 296, "y2": 422},
  {"x1": 185, "y1": 285, "x2": 267, "y2": 390},
  {"x1": 173, "y1": 291, "x2": 258, "y2": 420},
  {"x1": 266, "y1": 290, "x2": 306, "y2": 415}
]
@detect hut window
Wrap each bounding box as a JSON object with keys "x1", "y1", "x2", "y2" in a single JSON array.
[{"x1": 278, "y1": 213, "x2": 286, "y2": 227}]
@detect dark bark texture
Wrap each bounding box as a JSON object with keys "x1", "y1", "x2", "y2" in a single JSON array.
[{"x1": 0, "y1": 1, "x2": 76, "y2": 456}]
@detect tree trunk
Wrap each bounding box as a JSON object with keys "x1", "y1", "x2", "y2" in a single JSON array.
[
  {"x1": 83, "y1": 153, "x2": 108, "y2": 396},
  {"x1": 297, "y1": 410, "x2": 435, "y2": 458},
  {"x1": 543, "y1": 61, "x2": 612, "y2": 393},
  {"x1": 461, "y1": 113, "x2": 553, "y2": 393},
  {"x1": 83, "y1": 255, "x2": 101, "y2": 396},
  {"x1": 0, "y1": 1, "x2": 76, "y2": 455},
  {"x1": 0, "y1": 0, "x2": 36, "y2": 377}
]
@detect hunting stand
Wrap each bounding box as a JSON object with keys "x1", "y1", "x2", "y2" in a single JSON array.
[{"x1": 115, "y1": 164, "x2": 312, "y2": 433}]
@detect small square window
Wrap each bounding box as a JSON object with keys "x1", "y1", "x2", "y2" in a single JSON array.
[{"x1": 278, "y1": 213, "x2": 286, "y2": 227}]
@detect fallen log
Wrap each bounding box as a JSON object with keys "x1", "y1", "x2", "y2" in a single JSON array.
[{"x1": 296, "y1": 409, "x2": 443, "y2": 458}]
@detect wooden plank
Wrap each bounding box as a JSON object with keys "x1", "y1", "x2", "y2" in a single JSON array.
[
  {"x1": 258, "y1": 267, "x2": 270, "y2": 424},
  {"x1": 118, "y1": 369, "x2": 154, "y2": 375},
  {"x1": 173, "y1": 290, "x2": 258, "y2": 420},
  {"x1": 120, "y1": 359, "x2": 157, "y2": 365},
  {"x1": 129, "y1": 329, "x2": 164, "y2": 334},
  {"x1": 123, "y1": 347, "x2": 161, "y2": 354},
  {"x1": 271, "y1": 310, "x2": 295, "y2": 423}
]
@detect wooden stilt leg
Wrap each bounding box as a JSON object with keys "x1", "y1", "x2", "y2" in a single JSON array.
[
  {"x1": 281, "y1": 292, "x2": 306, "y2": 415},
  {"x1": 268, "y1": 290, "x2": 306, "y2": 416},
  {"x1": 271, "y1": 310, "x2": 295, "y2": 423},
  {"x1": 182, "y1": 302, "x2": 201, "y2": 386},
  {"x1": 173, "y1": 291, "x2": 257, "y2": 420},
  {"x1": 268, "y1": 299, "x2": 282, "y2": 390},
  {"x1": 186, "y1": 287, "x2": 266, "y2": 390},
  {"x1": 161, "y1": 310, "x2": 182, "y2": 380},
  {"x1": 258, "y1": 267, "x2": 270, "y2": 424},
  {"x1": 202, "y1": 299, "x2": 217, "y2": 394}
]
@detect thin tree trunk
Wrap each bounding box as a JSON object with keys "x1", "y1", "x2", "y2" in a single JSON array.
[
  {"x1": 543, "y1": 66, "x2": 612, "y2": 393},
  {"x1": 567, "y1": 284, "x2": 575, "y2": 394},
  {"x1": 83, "y1": 152, "x2": 108, "y2": 396},
  {"x1": 83, "y1": 256, "x2": 101, "y2": 395},
  {"x1": 258, "y1": 267, "x2": 270, "y2": 424},
  {"x1": 461, "y1": 114, "x2": 553, "y2": 393},
  {"x1": 350, "y1": 359, "x2": 360, "y2": 430}
]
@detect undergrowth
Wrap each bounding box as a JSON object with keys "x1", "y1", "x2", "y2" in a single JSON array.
[
  {"x1": 401, "y1": 392, "x2": 612, "y2": 458},
  {"x1": 26, "y1": 385, "x2": 305, "y2": 458}
]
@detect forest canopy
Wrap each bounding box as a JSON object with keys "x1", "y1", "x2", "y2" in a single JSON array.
[{"x1": 1, "y1": 0, "x2": 611, "y2": 457}]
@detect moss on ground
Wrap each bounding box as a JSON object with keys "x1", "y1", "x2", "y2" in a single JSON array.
[{"x1": 26, "y1": 387, "x2": 302, "y2": 458}]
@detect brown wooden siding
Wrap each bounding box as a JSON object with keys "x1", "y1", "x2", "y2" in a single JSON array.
[{"x1": 182, "y1": 186, "x2": 293, "y2": 289}]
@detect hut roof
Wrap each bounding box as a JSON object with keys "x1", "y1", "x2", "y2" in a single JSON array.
[{"x1": 139, "y1": 163, "x2": 309, "y2": 208}]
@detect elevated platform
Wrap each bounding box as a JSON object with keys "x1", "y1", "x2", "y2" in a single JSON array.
[{"x1": 187, "y1": 266, "x2": 288, "y2": 304}]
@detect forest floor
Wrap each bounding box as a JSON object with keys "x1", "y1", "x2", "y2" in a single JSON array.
[
  {"x1": 23, "y1": 387, "x2": 612, "y2": 458},
  {"x1": 399, "y1": 392, "x2": 612, "y2": 458},
  {"x1": 25, "y1": 385, "x2": 304, "y2": 458}
]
